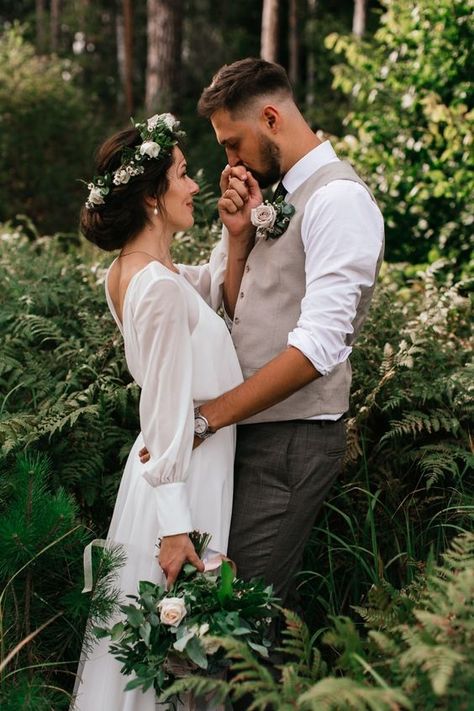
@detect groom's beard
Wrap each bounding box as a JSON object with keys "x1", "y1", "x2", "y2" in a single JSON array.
[{"x1": 245, "y1": 135, "x2": 282, "y2": 188}]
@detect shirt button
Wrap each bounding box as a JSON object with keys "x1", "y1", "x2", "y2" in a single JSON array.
[{"x1": 234, "y1": 317, "x2": 240, "y2": 324}]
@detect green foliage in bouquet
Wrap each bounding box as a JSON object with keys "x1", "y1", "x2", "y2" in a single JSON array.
[
  {"x1": 95, "y1": 533, "x2": 276, "y2": 699},
  {"x1": 326, "y1": 0, "x2": 473, "y2": 268}
]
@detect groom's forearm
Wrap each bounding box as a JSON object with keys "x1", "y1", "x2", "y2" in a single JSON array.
[
  {"x1": 200, "y1": 347, "x2": 321, "y2": 430},
  {"x1": 223, "y1": 232, "x2": 254, "y2": 318}
]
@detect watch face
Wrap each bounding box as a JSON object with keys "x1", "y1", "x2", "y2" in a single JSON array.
[{"x1": 194, "y1": 416, "x2": 208, "y2": 435}]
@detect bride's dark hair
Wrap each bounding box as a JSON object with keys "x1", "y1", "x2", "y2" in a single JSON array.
[{"x1": 80, "y1": 127, "x2": 182, "y2": 251}]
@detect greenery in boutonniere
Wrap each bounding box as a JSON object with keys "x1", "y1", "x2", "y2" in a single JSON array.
[
  {"x1": 93, "y1": 531, "x2": 277, "y2": 699},
  {"x1": 251, "y1": 196, "x2": 296, "y2": 240}
]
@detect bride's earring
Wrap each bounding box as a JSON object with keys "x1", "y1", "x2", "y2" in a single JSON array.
[{"x1": 153, "y1": 204, "x2": 159, "y2": 216}]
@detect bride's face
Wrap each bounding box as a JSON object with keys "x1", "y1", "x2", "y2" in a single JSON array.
[{"x1": 162, "y1": 147, "x2": 199, "y2": 231}]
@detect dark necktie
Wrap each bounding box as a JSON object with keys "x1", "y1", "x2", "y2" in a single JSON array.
[{"x1": 272, "y1": 179, "x2": 287, "y2": 202}]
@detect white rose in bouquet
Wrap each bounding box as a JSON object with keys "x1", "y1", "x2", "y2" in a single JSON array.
[
  {"x1": 158, "y1": 597, "x2": 187, "y2": 627},
  {"x1": 251, "y1": 203, "x2": 277, "y2": 231},
  {"x1": 140, "y1": 141, "x2": 161, "y2": 159}
]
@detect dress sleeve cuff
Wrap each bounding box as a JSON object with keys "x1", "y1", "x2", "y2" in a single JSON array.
[{"x1": 154, "y1": 482, "x2": 193, "y2": 538}]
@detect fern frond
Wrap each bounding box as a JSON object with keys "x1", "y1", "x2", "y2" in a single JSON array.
[
  {"x1": 298, "y1": 676, "x2": 412, "y2": 710},
  {"x1": 160, "y1": 675, "x2": 230, "y2": 705}
]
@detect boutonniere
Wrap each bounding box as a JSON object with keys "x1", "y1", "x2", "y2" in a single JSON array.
[{"x1": 251, "y1": 196, "x2": 296, "y2": 240}]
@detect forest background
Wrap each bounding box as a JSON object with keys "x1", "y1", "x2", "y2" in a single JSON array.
[{"x1": 0, "y1": 1, "x2": 472, "y2": 709}]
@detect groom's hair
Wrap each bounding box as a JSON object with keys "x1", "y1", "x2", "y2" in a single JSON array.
[{"x1": 198, "y1": 58, "x2": 293, "y2": 118}]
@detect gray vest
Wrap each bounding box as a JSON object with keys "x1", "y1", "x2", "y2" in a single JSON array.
[{"x1": 231, "y1": 160, "x2": 384, "y2": 424}]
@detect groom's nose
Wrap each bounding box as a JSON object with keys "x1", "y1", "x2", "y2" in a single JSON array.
[{"x1": 226, "y1": 148, "x2": 241, "y2": 167}]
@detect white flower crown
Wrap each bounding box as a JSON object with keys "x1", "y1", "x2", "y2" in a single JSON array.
[{"x1": 84, "y1": 113, "x2": 184, "y2": 210}]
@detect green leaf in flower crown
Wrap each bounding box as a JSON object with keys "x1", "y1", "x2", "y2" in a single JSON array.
[
  {"x1": 185, "y1": 636, "x2": 208, "y2": 670},
  {"x1": 217, "y1": 560, "x2": 234, "y2": 604}
]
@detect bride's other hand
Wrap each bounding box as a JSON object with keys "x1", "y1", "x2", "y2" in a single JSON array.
[
  {"x1": 139, "y1": 446, "x2": 150, "y2": 463},
  {"x1": 139, "y1": 435, "x2": 202, "y2": 464},
  {"x1": 159, "y1": 533, "x2": 205, "y2": 588}
]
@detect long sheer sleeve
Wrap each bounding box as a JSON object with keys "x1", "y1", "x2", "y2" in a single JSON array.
[
  {"x1": 131, "y1": 273, "x2": 195, "y2": 538},
  {"x1": 178, "y1": 227, "x2": 229, "y2": 311}
]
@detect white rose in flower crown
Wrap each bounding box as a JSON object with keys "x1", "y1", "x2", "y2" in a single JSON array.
[
  {"x1": 251, "y1": 203, "x2": 277, "y2": 231},
  {"x1": 140, "y1": 141, "x2": 161, "y2": 159},
  {"x1": 88, "y1": 187, "x2": 105, "y2": 205},
  {"x1": 157, "y1": 597, "x2": 187, "y2": 627},
  {"x1": 113, "y1": 168, "x2": 131, "y2": 185},
  {"x1": 147, "y1": 114, "x2": 160, "y2": 130},
  {"x1": 158, "y1": 113, "x2": 176, "y2": 131}
]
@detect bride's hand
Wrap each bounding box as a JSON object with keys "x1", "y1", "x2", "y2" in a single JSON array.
[
  {"x1": 159, "y1": 533, "x2": 205, "y2": 588},
  {"x1": 218, "y1": 165, "x2": 262, "y2": 240},
  {"x1": 139, "y1": 435, "x2": 202, "y2": 464}
]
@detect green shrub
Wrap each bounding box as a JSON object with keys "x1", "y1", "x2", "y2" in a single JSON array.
[
  {"x1": 326, "y1": 0, "x2": 473, "y2": 267},
  {"x1": 300, "y1": 260, "x2": 473, "y2": 622},
  {"x1": 0, "y1": 24, "x2": 103, "y2": 234},
  {"x1": 0, "y1": 222, "x2": 471, "y2": 706}
]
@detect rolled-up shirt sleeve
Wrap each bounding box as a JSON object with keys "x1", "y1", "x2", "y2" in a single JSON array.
[
  {"x1": 287, "y1": 180, "x2": 384, "y2": 375},
  {"x1": 132, "y1": 275, "x2": 194, "y2": 537}
]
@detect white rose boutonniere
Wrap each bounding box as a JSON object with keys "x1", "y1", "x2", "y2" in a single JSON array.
[
  {"x1": 251, "y1": 196, "x2": 296, "y2": 240},
  {"x1": 157, "y1": 597, "x2": 187, "y2": 627}
]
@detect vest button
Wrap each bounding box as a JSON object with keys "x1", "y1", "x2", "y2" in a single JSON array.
[
  {"x1": 234, "y1": 317, "x2": 240, "y2": 324},
  {"x1": 245, "y1": 265, "x2": 250, "y2": 272},
  {"x1": 240, "y1": 291, "x2": 244, "y2": 298}
]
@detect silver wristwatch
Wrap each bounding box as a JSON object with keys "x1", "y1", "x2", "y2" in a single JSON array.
[{"x1": 194, "y1": 407, "x2": 215, "y2": 440}]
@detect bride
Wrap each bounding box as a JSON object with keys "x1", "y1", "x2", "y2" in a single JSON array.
[{"x1": 71, "y1": 113, "x2": 242, "y2": 710}]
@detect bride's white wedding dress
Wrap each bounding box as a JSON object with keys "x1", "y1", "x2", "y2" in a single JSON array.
[{"x1": 71, "y1": 257, "x2": 242, "y2": 711}]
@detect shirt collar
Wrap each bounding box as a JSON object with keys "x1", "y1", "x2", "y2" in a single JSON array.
[{"x1": 282, "y1": 140, "x2": 340, "y2": 195}]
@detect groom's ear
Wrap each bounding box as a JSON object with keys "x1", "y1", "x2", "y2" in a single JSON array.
[{"x1": 261, "y1": 105, "x2": 280, "y2": 133}]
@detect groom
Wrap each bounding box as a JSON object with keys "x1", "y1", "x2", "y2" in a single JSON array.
[
  {"x1": 145, "y1": 58, "x2": 384, "y2": 600},
  {"x1": 194, "y1": 58, "x2": 384, "y2": 603}
]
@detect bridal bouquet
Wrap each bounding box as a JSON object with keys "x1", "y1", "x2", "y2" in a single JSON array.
[{"x1": 94, "y1": 532, "x2": 277, "y2": 697}]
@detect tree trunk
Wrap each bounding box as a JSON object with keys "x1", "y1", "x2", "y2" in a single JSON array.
[
  {"x1": 261, "y1": 0, "x2": 279, "y2": 63},
  {"x1": 305, "y1": 0, "x2": 317, "y2": 110},
  {"x1": 50, "y1": 0, "x2": 60, "y2": 52},
  {"x1": 123, "y1": 0, "x2": 134, "y2": 115},
  {"x1": 288, "y1": 0, "x2": 299, "y2": 85},
  {"x1": 145, "y1": 0, "x2": 183, "y2": 114},
  {"x1": 352, "y1": 0, "x2": 367, "y2": 38},
  {"x1": 36, "y1": 0, "x2": 46, "y2": 52}
]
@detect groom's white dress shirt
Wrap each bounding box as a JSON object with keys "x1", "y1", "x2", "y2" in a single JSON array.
[{"x1": 282, "y1": 141, "x2": 384, "y2": 419}]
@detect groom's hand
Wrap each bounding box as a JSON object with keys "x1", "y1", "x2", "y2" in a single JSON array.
[
  {"x1": 159, "y1": 533, "x2": 204, "y2": 588},
  {"x1": 219, "y1": 165, "x2": 262, "y2": 239}
]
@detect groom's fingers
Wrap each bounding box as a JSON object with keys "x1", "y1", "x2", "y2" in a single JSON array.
[{"x1": 219, "y1": 164, "x2": 232, "y2": 194}]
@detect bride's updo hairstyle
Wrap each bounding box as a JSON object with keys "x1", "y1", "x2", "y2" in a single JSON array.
[{"x1": 81, "y1": 125, "x2": 182, "y2": 252}]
